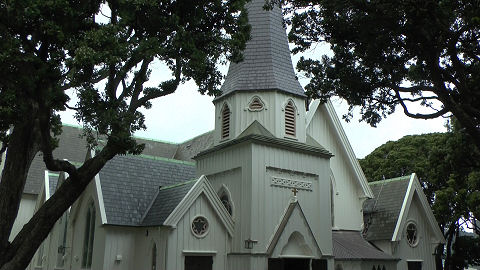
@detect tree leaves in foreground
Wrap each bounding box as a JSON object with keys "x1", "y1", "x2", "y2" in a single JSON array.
[
  {"x1": 360, "y1": 121, "x2": 480, "y2": 270},
  {"x1": 284, "y1": 0, "x2": 480, "y2": 150},
  {"x1": 0, "y1": 1, "x2": 249, "y2": 269}
]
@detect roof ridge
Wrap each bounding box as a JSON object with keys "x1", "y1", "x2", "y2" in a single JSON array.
[
  {"x1": 128, "y1": 154, "x2": 195, "y2": 166},
  {"x1": 178, "y1": 130, "x2": 213, "y2": 145},
  {"x1": 139, "y1": 187, "x2": 161, "y2": 225},
  {"x1": 369, "y1": 175, "x2": 411, "y2": 185},
  {"x1": 160, "y1": 178, "x2": 198, "y2": 191}
]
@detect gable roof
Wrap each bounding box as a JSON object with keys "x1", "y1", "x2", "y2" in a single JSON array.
[
  {"x1": 141, "y1": 179, "x2": 197, "y2": 226},
  {"x1": 332, "y1": 230, "x2": 397, "y2": 261},
  {"x1": 363, "y1": 173, "x2": 445, "y2": 244},
  {"x1": 98, "y1": 154, "x2": 196, "y2": 226},
  {"x1": 174, "y1": 131, "x2": 214, "y2": 162},
  {"x1": 363, "y1": 175, "x2": 411, "y2": 241},
  {"x1": 216, "y1": 0, "x2": 306, "y2": 100},
  {"x1": 306, "y1": 100, "x2": 373, "y2": 198},
  {"x1": 266, "y1": 199, "x2": 323, "y2": 256},
  {"x1": 162, "y1": 175, "x2": 234, "y2": 236}
]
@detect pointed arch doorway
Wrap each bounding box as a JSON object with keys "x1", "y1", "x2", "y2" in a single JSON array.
[{"x1": 268, "y1": 232, "x2": 327, "y2": 270}]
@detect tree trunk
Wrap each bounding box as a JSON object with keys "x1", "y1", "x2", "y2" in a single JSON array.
[
  {"x1": 0, "y1": 119, "x2": 40, "y2": 265},
  {"x1": 0, "y1": 142, "x2": 116, "y2": 270},
  {"x1": 435, "y1": 243, "x2": 444, "y2": 270}
]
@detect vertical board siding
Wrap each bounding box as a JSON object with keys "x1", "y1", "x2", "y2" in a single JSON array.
[
  {"x1": 213, "y1": 92, "x2": 307, "y2": 146},
  {"x1": 306, "y1": 105, "x2": 365, "y2": 231},
  {"x1": 166, "y1": 195, "x2": 228, "y2": 270}
]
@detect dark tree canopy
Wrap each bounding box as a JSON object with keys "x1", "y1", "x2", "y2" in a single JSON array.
[
  {"x1": 0, "y1": 1, "x2": 249, "y2": 269},
  {"x1": 359, "y1": 121, "x2": 480, "y2": 270},
  {"x1": 283, "y1": 0, "x2": 480, "y2": 150}
]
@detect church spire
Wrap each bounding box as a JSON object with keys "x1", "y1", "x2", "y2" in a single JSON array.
[{"x1": 217, "y1": 0, "x2": 306, "y2": 99}]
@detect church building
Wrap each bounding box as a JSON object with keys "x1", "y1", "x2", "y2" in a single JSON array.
[{"x1": 7, "y1": 0, "x2": 445, "y2": 269}]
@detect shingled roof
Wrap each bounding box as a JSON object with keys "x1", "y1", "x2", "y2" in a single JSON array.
[
  {"x1": 22, "y1": 125, "x2": 206, "y2": 195},
  {"x1": 332, "y1": 230, "x2": 397, "y2": 261},
  {"x1": 363, "y1": 176, "x2": 411, "y2": 241},
  {"x1": 217, "y1": 0, "x2": 306, "y2": 99},
  {"x1": 98, "y1": 154, "x2": 196, "y2": 226},
  {"x1": 141, "y1": 179, "x2": 197, "y2": 226}
]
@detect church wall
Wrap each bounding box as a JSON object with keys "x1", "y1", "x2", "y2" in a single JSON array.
[
  {"x1": 213, "y1": 92, "x2": 307, "y2": 145},
  {"x1": 9, "y1": 193, "x2": 37, "y2": 242},
  {"x1": 196, "y1": 143, "x2": 252, "y2": 253},
  {"x1": 306, "y1": 104, "x2": 364, "y2": 231},
  {"x1": 394, "y1": 194, "x2": 436, "y2": 270},
  {"x1": 250, "y1": 144, "x2": 332, "y2": 256},
  {"x1": 101, "y1": 226, "x2": 140, "y2": 270},
  {"x1": 65, "y1": 181, "x2": 106, "y2": 270},
  {"x1": 165, "y1": 194, "x2": 229, "y2": 270}
]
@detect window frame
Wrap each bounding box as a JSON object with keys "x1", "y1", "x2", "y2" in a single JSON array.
[{"x1": 81, "y1": 202, "x2": 96, "y2": 269}]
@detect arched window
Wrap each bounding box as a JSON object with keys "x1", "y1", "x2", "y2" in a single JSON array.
[
  {"x1": 220, "y1": 192, "x2": 233, "y2": 216},
  {"x1": 82, "y1": 202, "x2": 96, "y2": 269},
  {"x1": 285, "y1": 100, "x2": 296, "y2": 137},
  {"x1": 152, "y1": 243, "x2": 157, "y2": 270},
  {"x1": 221, "y1": 104, "x2": 231, "y2": 139},
  {"x1": 248, "y1": 96, "x2": 264, "y2": 111}
]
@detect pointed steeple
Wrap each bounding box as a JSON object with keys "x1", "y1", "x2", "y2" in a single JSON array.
[{"x1": 217, "y1": 0, "x2": 306, "y2": 99}]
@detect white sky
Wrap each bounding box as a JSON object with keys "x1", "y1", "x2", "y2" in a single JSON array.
[{"x1": 59, "y1": 42, "x2": 447, "y2": 159}]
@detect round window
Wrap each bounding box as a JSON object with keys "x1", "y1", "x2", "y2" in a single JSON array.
[
  {"x1": 191, "y1": 216, "x2": 209, "y2": 238},
  {"x1": 406, "y1": 222, "x2": 418, "y2": 247}
]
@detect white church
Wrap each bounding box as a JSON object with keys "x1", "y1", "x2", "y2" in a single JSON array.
[{"x1": 7, "y1": 0, "x2": 445, "y2": 269}]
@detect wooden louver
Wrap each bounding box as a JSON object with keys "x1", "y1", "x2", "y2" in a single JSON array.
[
  {"x1": 285, "y1": 101, "x2": 296, "y2": 137},
  {"x1": 221, "y1": 105, "x2": 230, "y2": 139},
  {"x1": 249, "y1": 97, "x2": 264, "y2": 111}
]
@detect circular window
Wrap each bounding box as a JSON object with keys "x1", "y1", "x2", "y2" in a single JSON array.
[
  {"x1": 406, "y1": 222, "x2": 418, "y2": 247},
  {"x1": 191, "y1": 216, "x2": 209, "y2": 238}
]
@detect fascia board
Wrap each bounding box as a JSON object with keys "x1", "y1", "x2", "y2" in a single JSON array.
[
  {"x1": 163, "y1": 175, "x2": 234, "y2": 236},
  {"x1": 44, "y1": 170, "x2": 50, "y2": 200},
  {"x1": 410, "y1": 174, "x2": 446, "y2": 244},
  {"x1": 306, "y1": 100, "x2": 321, "y2": 127},
  {"x1": 392, "y1": 173, "x2": 415, "y2": 241},
  {"x1": 94, "y1": 173, "x2": 107, "y2": 225},
  {"x1": 324, "y1": 100, "x2": 374, "y2": 198}
]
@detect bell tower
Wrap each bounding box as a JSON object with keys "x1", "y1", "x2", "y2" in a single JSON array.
[{"x1": 212, "y1": 0, "x2": 307, "y2": 146}]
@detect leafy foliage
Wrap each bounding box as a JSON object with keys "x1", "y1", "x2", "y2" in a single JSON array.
[
  {"x1": 360, "y1": 120, "x2": 480, "y2": 269},
  {"x1": 0, "y1": 1, "x2": 249, "y2": 269},
  {"x1": 283, "y1": 0, "x2": 480, "y2": 150}
]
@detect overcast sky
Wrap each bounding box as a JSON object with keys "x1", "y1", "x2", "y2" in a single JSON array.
[{"x1": 59, "y1": 40, "x2": 447, "y2": 159}]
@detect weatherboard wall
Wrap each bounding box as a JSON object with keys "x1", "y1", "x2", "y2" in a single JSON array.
[
  {"x1": 196, "y1": 142, "x2": 252, "y2": 253},
  {"x1": 213, "y1": 92, "x2": 307, "y2": 146},
  {"x1": 394, "y1": 194, "x2": 436, "y2": 270},
  {"x1": 164, "y1": 193, "x2": 230, "y2": 270},
  {"x1": 306, "y1": 102, "x2": 366, "y2": 231}
]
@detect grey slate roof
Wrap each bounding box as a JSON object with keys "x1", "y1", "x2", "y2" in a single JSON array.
[
  {"x1": 25, "y1": 126, "x2": 89, "y2": 194},
  {"x1": 363, "y1": 176, "x2": 411, "y2": 241},
  {"x1": 217, "y1": 0, "x2": 306, "y2": 99},
  {"x1": 174, "y1": 131, "x2": 214, "y2": 162},
  {"x1": 333, "y1": 230, "x2": 397, "y2": 261},
  {"x1": 141, "y1": 179, "x2": 197, "y2": 226},
  {"x1": 23, "y1": 125, "x2": 183, "y2": 195},
  {"x1": 98, "y1": 154, "x2": 196, "y2": 226},
  {"x1": 48, "y1": 173, "x2": 60, "y2": 197}
]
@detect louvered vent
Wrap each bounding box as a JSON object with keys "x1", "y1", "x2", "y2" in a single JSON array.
[
  {"x1": 285, "y1": 101, "x2": 296, "y2": 137},
  {"x1": 248, "y1": 97, "x2": 264, "y2": 111},
  {"x1": 221, "y1": 104, "x2": 230, "y2": 139}
]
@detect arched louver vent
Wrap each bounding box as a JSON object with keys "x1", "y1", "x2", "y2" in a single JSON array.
[
  {"x1": 285, "y1": 101, "x2": 296, "y2": 137},
  {"x1": 248, "y1": 97, "x2": 264, "y2": 111},
  {"x1": 221, "y1": 104, "x2": 230, "y2": 139}
]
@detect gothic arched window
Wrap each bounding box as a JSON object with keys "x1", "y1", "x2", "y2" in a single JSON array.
[
  {"x1": 285, "y1": 100, "x2": 296, "y2": 137},
  {"x1": 82, "y1": 202, "x2": 96, "y2": 269},
  {"x1": 221, "y1": 103, "x2": 231, "y2": 139},
  {"x1": 152, "y1": 243, "x2": 157, "y2": 270},
  {"x1": 220, "y1": 192, "x2": 233, "y2": 216}
]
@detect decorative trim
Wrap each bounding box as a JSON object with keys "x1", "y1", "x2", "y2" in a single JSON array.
[
  {"x1": 246, "y1": 95, "x2": 267, "y2": 111},
  {"x1": 271, "y1": 177, "x2": 312, "y2": 191},
  {"x1": 191, "y1": 215, "x2": 209, "y2": 238},
  {"x1": 182, "y1": 250, "x2": 217, "y2": 255}
]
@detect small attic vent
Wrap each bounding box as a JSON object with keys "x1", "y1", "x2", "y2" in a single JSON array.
[
  {"x1": 285, "y1": 101, "x2": 296, "y2": 137},
  {"x1": 221, "y1": 104, "x2": 230, "y2": 139},
  {"x1": 248, "y1": 97, "x2": 264, "y2": 111}
]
